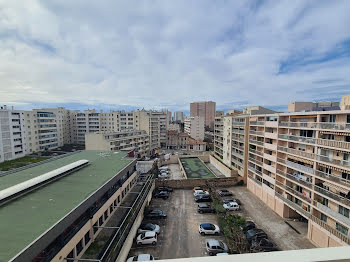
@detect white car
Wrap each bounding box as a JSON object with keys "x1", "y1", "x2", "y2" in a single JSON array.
[
  {"x1": 194, "y1": 190, "x2": 209, "y2": 197},
  {"x1": 137, "y1": 231, "x2": 158, "y2": 245},
  {"x1": 137, "y1": 223, "x2": 160, "y2": 234},
  {"x1": 223, "y1": 201, "x2": 240, "y2": 211},
  {"x1": 126, "y1": 254, "x2": 155, "y2": 261},
  {"x1": 199, "y1": 223, "x2": 220, "y2": 235}
]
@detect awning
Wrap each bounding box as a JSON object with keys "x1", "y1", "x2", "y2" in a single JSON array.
[
  {"x1": 318, "y1": 163, "x2": 348, "y2": 173},
  {"x1": 288, "y1": 155, "x2": 314, "y2": 165},
  {"x1": 320, "y1": 131, "x2": 350, "y2": 136},
  {"x1": 323, "y1": 181, "x2": 349, "y2": 195}
]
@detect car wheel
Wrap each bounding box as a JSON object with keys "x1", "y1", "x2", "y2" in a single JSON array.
[
  {"x1": 215, "y1": 232, "x2": 219, "y2": 235},
  {"x1": 152, "y1": 241, "x2": 156, "y2": 245},
  {"x1": 137, "y1": 242, "x2": 142, "y2": 245},
  {"x1": 209, "y1": 252, "x2": 213, "y2": 256},
  {"x1": 199, "y1": 210, "x2": 203, "y2": 214},
  {"x1": 200, "y1": 232, "x2": 205, "y2": 236}
]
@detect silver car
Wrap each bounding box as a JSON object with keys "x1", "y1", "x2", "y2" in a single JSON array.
[{"x1": 206, "y1": 239, "x2": 229, "y2": 256}]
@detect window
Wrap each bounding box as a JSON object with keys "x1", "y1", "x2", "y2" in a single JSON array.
[
  {"x1": 104, "y1": 210, "x2": 109, "y2": 220},
  {"x1": 342, "y1": 172, "x2": 350, "y2": 181},
  {"x1": 93, "y1": 222, "x2": 98, "y2": 234},
  {"x1": 345, "y1": 136, "x2": 350, "y2": 142},
  {"x1": 76, "y1": 239, "x2": 83, "y2": 255},
  {"x1": 336, "y1": 222, "x2": 348, "y2": 236},
  {"x1": 84, "y1": 231, "x2": 91, "y2": 245},
  {"x1": 339, "y1": 205, "x2": 350, "y2": 218},
  {"x1": 99, "y1": 216, "x2": 103, "y2": 226},
  {"x1": 329, "y1": 115, "x2": 336, "y2": 122},
  {"x1": 320, "y1": 213, "x2": 327, "y2": 222},
  {"x1": 67, "y1": 250, "x2": 74, "y2": 259}
]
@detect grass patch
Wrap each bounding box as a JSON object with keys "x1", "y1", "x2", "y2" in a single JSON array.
[
  {"x1": 180, "y1": 157, "x2": 215, "y2": 178},
  {"x1": 0, "y1": 155, "x2": 48, "y2": 171}
]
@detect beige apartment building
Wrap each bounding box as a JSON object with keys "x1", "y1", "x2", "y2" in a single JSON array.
[
  {"x1": 184, "y1": 116, "x2": 205, "y2": 141},
  {"x1": 85, "y1": 130, "x2": 150, "y2": 157},
  {"x1": 190, "y1": 101, "x2": 216, "y2": 130},
  {"x1": 214, "y1": 106, "x2": 350, "y2": 248}
]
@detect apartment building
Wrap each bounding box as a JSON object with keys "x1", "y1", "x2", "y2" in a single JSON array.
[
  {"x1": 174, "y1": 111, "x2": 185, "y2": 122},
  {"x1": 0, "y1": 106, "x2": 26, "y2": 162},
  {"x1": 190, "y1": 101, "x2": 216, "y2": 130},
  {"x1": 70, "y1": 109, "x2": 101, "y2": 144},
  {"x1": 184, "y1": 116, "x2": 205, "y2": 141},
  {"x1": 85, "y1": 130, "x2": 150, "y2": 157}
]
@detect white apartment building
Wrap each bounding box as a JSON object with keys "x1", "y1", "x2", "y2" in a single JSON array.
[
  {"x1": 0, "y1": 105, "x2": 26, "y2": 162},
  {"x1": 184, "y1": 116, "x2": 205, "y2": 141},
  {"x1": 70, "y1": 109, "x2": 100, "y2": 144},
  {"x1": 85, "y1": 130, "x2": 150, "y2": 157}
]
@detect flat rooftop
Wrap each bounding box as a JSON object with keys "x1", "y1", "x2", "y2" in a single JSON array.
[
  {"x1": 180, "y1": 157, "x2": 215, "y2": 179},
  {"x1": 0, "y1": 151, "x2": 133, "y2": 262}
]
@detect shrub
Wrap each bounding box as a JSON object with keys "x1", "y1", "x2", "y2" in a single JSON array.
[{"x1": 235, "y1": 180, "x2": 244, "y2": 186}]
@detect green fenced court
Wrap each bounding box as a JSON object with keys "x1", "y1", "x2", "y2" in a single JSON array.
[{"x1": 180, "y1": 157, "x2": 216, "y2": 179}]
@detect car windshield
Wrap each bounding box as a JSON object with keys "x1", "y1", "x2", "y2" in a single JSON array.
[
  {"x1": 219, "y1": 242, "x2": 225, "y2": 249},
  {"x1": 146, "y1": 224, "x2": 155, "y2": 230}
]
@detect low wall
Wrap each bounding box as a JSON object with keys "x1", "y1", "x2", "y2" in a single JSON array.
[
  {"x1": 209, "y1": 154, "x2": 236, "y2": 177},
  {"x1": 155, "y1": 177, "x2": 242, "y2": 189},
  {"x1": 116, "y1": 182, "x2": 155, "y2": 262},
  {"x1": 159, "y1": 154, "x2": 210, "y2": 166}
]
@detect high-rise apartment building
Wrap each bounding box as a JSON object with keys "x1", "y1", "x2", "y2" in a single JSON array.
[
  {"x1": 174, "y1": 111, "x2": 185, "y2": 122},
  {"x1": 213, "y1": 106, "x2": 350, "y2": 248},
  {"x1": 190, "y1": 101, "x2": 216, "y2": 130},
  {"x1": 0, "y1": 105, "x2": 26, "y2": 162},
  {"x1": 184, "y1": 116, "x2": 205, "y2": 141}
]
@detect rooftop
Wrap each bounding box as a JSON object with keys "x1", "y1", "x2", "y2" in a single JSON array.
[{"x1": 0, "y1": 150, "x2": 133, "y2": 262}]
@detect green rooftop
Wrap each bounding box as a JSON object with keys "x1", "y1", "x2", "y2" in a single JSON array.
[
  {"x1": 180, "y1": 157, "x2": 216, "y2": 179},
  {"x1": 0, "y1": 151, "x2": 133, "y2": 262}
]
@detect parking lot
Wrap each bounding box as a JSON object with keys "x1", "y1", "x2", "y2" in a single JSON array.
[{"x1": 127, "y1": 186, "x2": 314, "y2": 260}]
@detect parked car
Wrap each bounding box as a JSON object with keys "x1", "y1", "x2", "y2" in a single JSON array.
[
  {"x1": 223, "y1": 201, "x2": 240, "y2": 211},
  {"x1": 245, "y1": 228, "x2": 268, "y2": 243},
  {"x1": 206, "y1": 239, "x2": 229, "y2": 256},
  {"x1": 195, "y1": 194, "x2": 212, "y2": 202},
  {"x1": 251, "y1": 238, "x2": 278, "y2": 252},
  {"x1": 158, "y1": 173, "x2": 169, "y2": 179},
  {"x1": 127, "y1": 254, "x2": 154, "y2": 262},
  {"x1": 197, "y1": 203, "x2": 216, "y2": 213},
  {"x1": 138, "y1": 223, "x2": 160, "y2": 234},
  {"x1": 222, "y1": 197, "x2": 234, "y2": 204},
  {"x1": 137, "y1": 231, "x2": 158, "y2": 245},
  {"x1": 156, "y1": 186, "x2": 173, "y2": 192},
  {"x1": 218, "y1": 189, "x2": 233, "y2": 197},
  {"x1": 194, "y1": 190, "x2": 209, "y2": 197},
  {"x1": 193, "y1": 186, "x2": 207, "y2": 192},
  {"x1": 159, "y1": 166, "x2": 169, "y2": 170},
  {"x1": 240, "y1": 221, "x2": 256, "y2": 233},
  {"x1": 154, "y1": 191, "x2": 169, "y2": 199},
  {"x1": 145, "y1": 209, "x2": 167, "y2": 219},
  {"x1": 199, "y1": 223, "x2": 220, "y2": 235}
]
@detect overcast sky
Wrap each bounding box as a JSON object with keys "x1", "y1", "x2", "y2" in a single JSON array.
[{"x1": 1, "y1": 0, "x2": 350, "y2": 113}]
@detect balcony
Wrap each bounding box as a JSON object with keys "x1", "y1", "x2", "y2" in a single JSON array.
[
  {"x1": 276, "y1": 181, "x2": 312, "y2": 203},
  {"x1": 314, "y1": 185, "x2": 350, "y2": 207},
  {"x1": 263, "y1": 163, "x2": 276, "y2": 173},
  {"x1": 316, "y1": 138, "x2": 350, "y2": 151},
  {"x1": 248, "y1": 173, "x2": 262, "y2": 185},
  {"x1": 232, "y1": 150, "x2": 244, "y2": 159},
  {"x1": 232, "y1": 136, "x2": 244, "y2": 142},
  {"x1": 248, "y1": 165, "x2": 262, "y2": 176},
  {"x1": 232, "y1": 144, "x2": 244, "y2": 151},
  {"x1": 215, "y1": 127, "x2": 223, "y2": 132},
  {"x1": 249, "y1": 157, "x2": 263, "y2": 167},
  {"x1": 249, "y1": 148, "x2": 263, "y2": 156},
  {"x1": 232, "y1": 129, "x2": 245, "y2": 135},
  {"x1": 264, "y1": 153, "x2": 277, "y2": 162},
  {"x1": 264, "y1": 143, "x2": 277, "y2": 151},
  {"x1": 280, "y1": 121, "x2": 350, "y2": 131},
  {"x1": 263, "y1": 173, "x2": 275, "y2": 185},
  {"x1": 232, "y1": 158, "x2": 244, "y2": 168},
  {"x1": 276, "y1": 169, "x2": 312, "y2": 189},
  {"x1": 275, "y1": 192, "x2": 311, "y2": 219},
  {"x1": 279, "y1": 121, "x2": 317, "y2": 129},
  {"x1": 232, "y1": 121, "x2": 245, "y2": 126},
  {"x1": 249, "y1": 139, "x2": 264, "y2": 146},
  {"x1": 278, "y1": 134, "x2": 315, "y2": 144},
  {"x1": 249, "y1": 130, "x2": 264, "y2": 136},
  {"x1": 316, "y1": 155, "x2": 350, "y2": 168},
  {"x1": 278, "y1": 146, "x2": 316, "y2": 160},
  {"x1": 250, "y1": 121, "x2": 265, "y2": 126},
  {"x1": 265, "y1": 121, "x2": 278, "y2": 128},
  {"x1": 278, "y1": 157, "x2": 314, "y2": 175},
  {"x1": 313, "y1": 201, "x2": 350, "y2": 227},
  {"x1": 265, "y1": 132, "x2": 278, "y2": 139},
  {"x1": 314, "y1": 169, "x2": 350, "y2": 187}
]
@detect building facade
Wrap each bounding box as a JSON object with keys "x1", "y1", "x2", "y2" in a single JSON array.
[
  {"x1": 190, "y1": 101, "x2": 216, "y2": 130},
  {"x1": 174, "y1": 111, "x2": 185, "y2": 122},
  {"x1": 85, "y1": 130, "x2": 150, "y2": 157},
  {"x1": 0, "y1": 106, "x2": 26, "y2": 162},
  {"x1": 184, "y1": 116, "x2": 205, "y2": 141}
]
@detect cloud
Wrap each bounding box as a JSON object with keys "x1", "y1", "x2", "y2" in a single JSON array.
[{"x1": 0, "y1": 0, "x2": 350, "y2": 113}]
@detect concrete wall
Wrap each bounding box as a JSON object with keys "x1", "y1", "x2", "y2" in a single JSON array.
[
  {"x1": 308, "y1": 220, "x2": 347, "y2": 248},
  {"x1": 160, "y1": 154, "x2": 210, "y2": 166},
  {"x1": 155, "y1": 177, "x2": 241, "y2": 189},
  {"x1": 209, "y1": 154, "x2": 234, "y2": 177},
  {"x1": 116, "y1": 182, "x2": 155, "y2": 262}
]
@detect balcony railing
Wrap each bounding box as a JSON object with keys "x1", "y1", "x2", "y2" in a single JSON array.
[
  {"x1": 232, "y1": 129, "x2": 245, "y2": 134},
  {"x1": 232, "y1": 144, "x2": 244, "y2": 151},
  {"x1": 249, "y1": 157, "x2": 263, "y2": 167},
  {"x1": 275, "y1": 192, "x2": 311, "y2": 218},
  {"x1": 316, "y1": 138, "x2": 350, "y2": 151},
  {"x1": 248, "y1": 173, "x2": 262, "y2": 185},
  {"x1": 310, "y1": 216, "x2": 350, "y2": 245},
  {"x1": 250, "y1": 121, "x2": 265, "y2": 126},
  {"x1": 276, "y1": 169, "x2": 313, "y2": 189},
  {"x1": 314, "y1": 185, "x2": 350, "y2": 207},
  {"x1": 279, "y1": 121, "x2": 350, "y2": 131},
  {"x1": 248, "y1": 165, "x2": 262, "y2": 176},
  {"x1": 314, "y1": 169, "x2": 350, "y2": 187},
  {"x1": 278, "y1": 134, "x2": 315, "y2": 144},
  {"x1": 284, "y1": 183, "x2": 312, "y2": 203},
  {"x1": 278, "y1": 146, "x2": 316, "y2": 160},
  {"x1": 249, "y1": 139, "x2": 264, "y2": 146},
  {"x1": 313, "y1": 201, "x2": 350, "y2": 227},
  {"x1": 278, "y1": 157, "x2": 315, "y2": 175},
  {"x1": 232, "y1": 122, "x2": 245, "y2": 126},
  {"x1": 316, "y1": 155, "x2": 350, "y2": 168},
  {"x1": 249, "y1": 148, "x2": 263, "y2": 156},
  {"x1": 232, "y1": 150, "x2": 244, "y2": 159},
  {"x1": 249, "y1": 130, "x2": 264, "y2": 136},
  {"x1": 232, "y1": 136, "x2": 244, "y2": 142}
]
